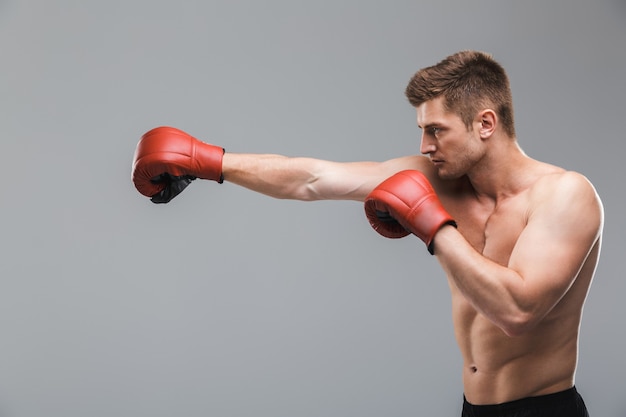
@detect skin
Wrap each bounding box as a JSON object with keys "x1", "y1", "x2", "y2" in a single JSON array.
[{"x1": 220, "y1": 96, "x2": 604, "y2": 405}]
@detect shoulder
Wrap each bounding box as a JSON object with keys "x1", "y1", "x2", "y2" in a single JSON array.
[
  {"x1": 530, "y1": 169, "x2": 600, "y2": 204},
  {"x1": 528, "y1": 169, "x2": 603, "y2": 233},
  {"x1": 379, "y1": 154, "x2": 466, "y2": 189},
  {"x1": 379, "y1": 154, "x2": 432, "y2": 173}
]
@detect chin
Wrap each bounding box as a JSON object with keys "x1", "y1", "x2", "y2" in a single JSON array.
[{"x1": 436, "y1": 169, "x2": 460, "y2": 181}]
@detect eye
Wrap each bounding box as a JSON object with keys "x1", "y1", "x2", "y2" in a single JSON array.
[{"x1": 429, "y1": 127, "x2": 441, "y2": 137}]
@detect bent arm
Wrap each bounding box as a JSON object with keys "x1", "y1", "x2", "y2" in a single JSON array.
[
  {"x1": 433, "y1": 172, "x2": 603, "y2": 336},
  {"x1": 223, "y1": 153, "x2": 428, "y2": 202}
]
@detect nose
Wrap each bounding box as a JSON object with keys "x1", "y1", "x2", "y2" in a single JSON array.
[{"x1": 420, "y1": 132, "x2": 436, "y2": 155}]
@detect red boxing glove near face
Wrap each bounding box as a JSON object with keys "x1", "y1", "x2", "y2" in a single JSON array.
[
  {"x1": 364, "y1": 170, "x2": 456, "y2": 254},
  {"x1": 131, "y1": 126, "x2": 224, "y2": 203}
]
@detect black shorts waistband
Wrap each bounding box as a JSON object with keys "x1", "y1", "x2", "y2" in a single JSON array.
[{"x1": 462, "y1": 386, "x2": 580, "y2": 417}]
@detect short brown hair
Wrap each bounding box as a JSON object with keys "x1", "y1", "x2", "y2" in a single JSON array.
[{"x1": 405, "y1": 50, "x2": 516, "y2": 137}]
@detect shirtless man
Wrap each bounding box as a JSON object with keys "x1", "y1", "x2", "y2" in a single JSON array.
[{"x1": 132, "y1": 50, "x2": 603, "y2": 416}]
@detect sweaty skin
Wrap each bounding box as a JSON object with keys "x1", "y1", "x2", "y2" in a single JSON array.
[{"x1": 220, "y1": 96, "x2": 603, "y2": 406}]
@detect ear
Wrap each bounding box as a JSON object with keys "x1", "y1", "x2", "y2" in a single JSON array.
[{"x1": 477, "y1": 109, "x2": 497, "y2": 139}]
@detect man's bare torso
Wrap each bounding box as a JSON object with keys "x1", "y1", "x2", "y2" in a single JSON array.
[{"x1": 432, "y1": 161, "x2": 599, "y2": 405}]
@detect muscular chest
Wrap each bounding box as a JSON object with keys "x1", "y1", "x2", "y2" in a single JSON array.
[{"x1": 444, "y1": 194, "x2": 529, "y2": 266}]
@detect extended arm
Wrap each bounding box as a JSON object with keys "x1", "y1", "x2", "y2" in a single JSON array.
[
  {"x1": 131, "y1": 126, "x2": 427, "y2": 203},
  {"x1": 222, "y1": 153, "x2": 425, "y2": 202}
]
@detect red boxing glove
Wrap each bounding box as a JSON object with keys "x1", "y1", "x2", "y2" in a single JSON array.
[
  {"x1": 131, "y1": 126, "x2": 224, "y2": 203},
  {"x1": 364, "y1": 170, "x2": 456, "y2": 254}
]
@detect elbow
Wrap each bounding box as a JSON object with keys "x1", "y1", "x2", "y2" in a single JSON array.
[
  {"x1": 273, "y1": 178, "x2": 321, "y2": 201},
  {"x1": 501, "y1": 324, "x2": 530, "y2": 338},
  {"x1": 291, "y1": 183, "x2": 322, "y2": 201},
  {"x1": 500, "y1": 311, "x2": 541, "y2": 338}
]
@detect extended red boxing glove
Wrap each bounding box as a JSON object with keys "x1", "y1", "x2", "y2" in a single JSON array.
[
  {"x1": 364, "y1": 170, "x2": 456, "y2": 255},
  {"x1": 131, "y1": 126, "x2": 225, "y2": 203}
]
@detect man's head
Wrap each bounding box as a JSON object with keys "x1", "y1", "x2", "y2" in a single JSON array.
[{"x1": 405, "y1": 50, "x2": 515, "y2": 138}]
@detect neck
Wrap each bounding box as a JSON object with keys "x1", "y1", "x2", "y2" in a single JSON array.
[{"x1": 466, "y1": 138, "x2": 534, "y2": 201}]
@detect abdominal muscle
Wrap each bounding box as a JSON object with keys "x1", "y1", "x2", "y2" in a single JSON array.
[{"x1": 453, "y1": 290, "x2": 579, "y2": 405}]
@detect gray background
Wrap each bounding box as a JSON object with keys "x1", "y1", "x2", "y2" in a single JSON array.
[{"x1": 1, "y1": 1, "x2": 625, "y2": 416}]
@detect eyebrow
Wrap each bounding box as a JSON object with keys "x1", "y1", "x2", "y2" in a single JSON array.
[{"x1": 418, "y1": 122, "x2": 442, "y2": 130}]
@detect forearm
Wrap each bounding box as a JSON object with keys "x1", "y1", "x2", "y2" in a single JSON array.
[
  {"x1": 222, "y1": 153, "x2": 313, "y2": 200},
  {"x1": 433, "y1": 226, "x2": 530, "y2": 336}
]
